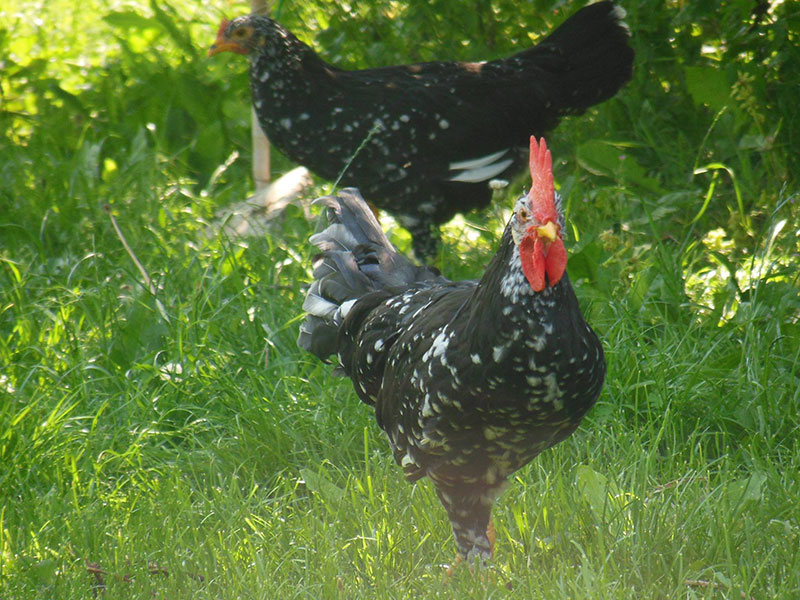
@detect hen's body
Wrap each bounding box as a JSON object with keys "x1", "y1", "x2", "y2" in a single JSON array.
[
  {"x1": 299, "y1": 176, "x2": 605, "y2": 560},
  {"x1": 212, "y1": 2, "x2": 633, "y2": 258}
]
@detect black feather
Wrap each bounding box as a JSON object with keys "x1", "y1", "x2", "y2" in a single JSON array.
[
  {"x1": 297, "y1": 187, "x2": 606, "y2": 561},
  {"x1": 220, "y1": 2, "x2": 634, "y2": 259}
]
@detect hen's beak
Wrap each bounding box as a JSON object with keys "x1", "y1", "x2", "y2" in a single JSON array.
[
  {"x1": 536, "y1": 221, "x2": 558, "y2": 243},
  {"x1": 208, "y1": 39, "x2": 244, "y2": 57}
]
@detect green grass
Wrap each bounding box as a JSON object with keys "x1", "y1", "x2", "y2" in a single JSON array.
[{"x1": 2, "y1": 0, "x2": 799, "y2": 597}]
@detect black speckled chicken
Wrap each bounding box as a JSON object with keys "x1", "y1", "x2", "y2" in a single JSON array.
[
  {"x1": 210, "y1": 2, "x2": 633, "y2": 259},
  {"x1": 298, "y1": 137, "x2": 606, "y2": 565}
]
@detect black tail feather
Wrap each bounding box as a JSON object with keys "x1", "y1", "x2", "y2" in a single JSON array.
[{"x1": 534, "y1": 1, "x2": 634, "y2": 114}]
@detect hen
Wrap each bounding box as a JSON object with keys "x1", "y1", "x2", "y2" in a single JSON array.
[
  {"x1": 210, "y1": 2, "x2": 633, "y2": 259},
  {"x1": 298, "y1": 137, "x2": 606, "y2": 564}
]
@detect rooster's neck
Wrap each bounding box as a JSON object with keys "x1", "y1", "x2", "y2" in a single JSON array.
[
  {"x1": 473, "y1": 228, "x2": 558, "y2": 308},
  {"x1": 462, "y1": 227, "x2": 567, "y2": 352}
]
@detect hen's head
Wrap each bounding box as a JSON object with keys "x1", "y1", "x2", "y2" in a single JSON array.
[
  {"x1": 209, "y1": 15, "x2": 267, "y2": 57},
  {"x1": 511, "y1": 136, "x2": 567, "y2": 292}
]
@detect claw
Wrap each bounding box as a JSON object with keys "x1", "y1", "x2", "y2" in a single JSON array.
[
  {"x1": 445, "y1": 555, "x2": 463, "y2": 577},
  {"x1": 445, "y1": 519, "x2": 496, "y2": 576}
]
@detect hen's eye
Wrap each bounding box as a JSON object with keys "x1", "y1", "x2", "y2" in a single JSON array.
[{"x1": 518, "y1": 207, "x2": 529, "y2": 221}]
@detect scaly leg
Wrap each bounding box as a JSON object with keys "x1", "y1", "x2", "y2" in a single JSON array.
[{"x1": 446, "y1": 519, "x2": 496, "y2": 576}]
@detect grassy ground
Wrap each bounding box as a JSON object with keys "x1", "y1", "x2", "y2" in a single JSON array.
[{"x1": 2, "y1": 0, "x2": 799, "y2": 598}]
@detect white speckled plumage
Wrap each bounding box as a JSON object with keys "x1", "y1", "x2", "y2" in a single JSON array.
[
  {"x1": 213, "y1": 3, "x2": 634, "y2": 259},
  {"x1": 297, "y1": 181, "x2": 605, "y2": 562}
]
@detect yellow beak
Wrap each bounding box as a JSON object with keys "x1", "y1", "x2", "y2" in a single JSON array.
[
  {"x1": 536, "y1": 221, "x2": 558, "y2": 243},
  {"x1": 208, "y1": 39, "x2": 242, "y2": 57}
]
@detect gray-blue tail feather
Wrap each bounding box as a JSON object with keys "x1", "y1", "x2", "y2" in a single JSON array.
[{"x1": 297, "y1": 188, "x2": 441, "y2": 362}]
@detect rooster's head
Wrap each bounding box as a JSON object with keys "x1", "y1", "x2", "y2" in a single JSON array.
[{"x1": 511, "y1": 136, "x2": 567, "y2": 292}]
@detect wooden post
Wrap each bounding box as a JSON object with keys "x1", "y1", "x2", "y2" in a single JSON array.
[
  {"x1": 250, "y1": 0, "x2": 270, "y2": 193},
  {"x1": 251, "y1": 107, "x2": 270, "y2": 193}
]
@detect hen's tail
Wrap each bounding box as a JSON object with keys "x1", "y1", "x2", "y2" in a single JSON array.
[
  {"x1": 525, "y1": 1, "x2": 634, "y2": 116},
  {"x1": 298, "y1": 188, "x2": 441, "y2": 362}
]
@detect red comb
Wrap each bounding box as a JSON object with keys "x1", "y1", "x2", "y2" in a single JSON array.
[
  {"x1": 528, "y1": 136, "x2": 553, "y2": 207},
  {"x1": 521, "y1": 136, "x2": 565, "y2": 291},
  {"x1": 216, "y1": 18, "x2": 230, "y2": 37},
  {"x1": 527, "y1": 136, "x2": 556, "y2": 223}
]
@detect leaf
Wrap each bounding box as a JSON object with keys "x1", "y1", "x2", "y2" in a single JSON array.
[
  {"x1": 128, "y1": 128, "x2": 150, "y2": 165},
  {"x1": 47, "y1": 82, "x2": 88, "y2": 117},
  {"x1": 150, "y1": 0, "x2": 196, "y2": 59},
  {"x1": 724, "y1": 472, "x2": 766, "y2": 510},
  {"x1": 566, "y1": 236, "x2": 613, "y2": 295},
  {"x1": 300, "y1": 467, "x2": 344, "y2": 507},
  {"x1": 576, "y1": 141, "x2": 664, "y2": 194},
  {"x1": 693, "y1": 162, "x2": 746, "y2": 225},
  {"x1": 629, "y1": 265, "x2": 656, "y2": 311},
  {"x1": 28, "y1": 558, "x2": 58, "y2": 585},
  {"x1": 684, "y1": 65, "x2": 731, "y2": 112},
  {"x1": 103, "y1": 11, "x2": 160, "y2": 31},
  {"x1": 576, "y1": 464, "x2": 610, "y2": 522}
]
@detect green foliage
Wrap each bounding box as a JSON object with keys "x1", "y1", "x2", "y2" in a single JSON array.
[{"x1": 1, "y1": 0, "x2": 799, "y2": 598}]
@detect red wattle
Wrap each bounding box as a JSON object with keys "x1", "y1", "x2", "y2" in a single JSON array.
[
  {"x1": 520, "y1": 236, "x2": 546, "y2": 292},
  {"x1": 545, "y1": 238, "x2": 567, "y2": 286}
]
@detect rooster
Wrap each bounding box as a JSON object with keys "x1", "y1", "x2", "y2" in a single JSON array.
[
  {"x1": 298, "y1": 137, "x2": 606, "y2": 565},
  {"x1": 209, "y1": 2, "x2": 633, "y2": 259}
]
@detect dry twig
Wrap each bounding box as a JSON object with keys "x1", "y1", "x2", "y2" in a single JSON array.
[{"x1": 684, "y1": 578, "x2": 754, "y2": 600}]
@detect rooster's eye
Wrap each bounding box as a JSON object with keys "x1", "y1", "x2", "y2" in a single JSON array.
[{"x1": 518, "y1": 208, "x2": 529, "y2": 221}]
